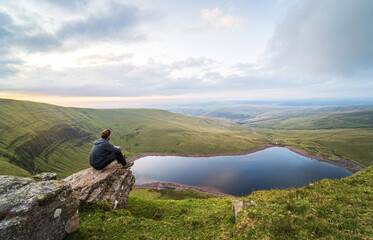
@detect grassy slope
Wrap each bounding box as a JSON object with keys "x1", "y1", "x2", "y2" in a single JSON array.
[
  {"x1": 67, "y1": 166, "x2": 373, "y2": 240},
  {"x1": 250, "y1": 110, "x2": 373, "y2": 167},
  {"x1": 170, "y1": 105, "x2": 373, "y2": 167},
  {"x1": 2, "y1": 99, "x2": 372, "y2": 238},
  {"x1": 170, "y1": 104, "x2": 373, "y2": 120},
  {"x1": 256, "y1": 128, "x2": 373, "y2": 167},
  {"x1": 0, "y1": 99, "x2": 100, "y2": 177},
  {"x1": 249, "y1": 110, "x2": 373, "y2": 129},
  {"x1": 1, "y1": 98, "x2": 373, "y2": 177},
  {"x1": 0, "y1": 99, "x2": 267, "y2": 178},
  {"x1": 0, "y1": 157, "x2": 31, "y2": 177}
]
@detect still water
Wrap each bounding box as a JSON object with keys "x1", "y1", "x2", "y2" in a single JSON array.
[{"x1": 131, "y1": 147, "x2": 352, "y2": 196}]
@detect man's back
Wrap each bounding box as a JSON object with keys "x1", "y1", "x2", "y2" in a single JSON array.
[{"x1": 89, "y1": 135, "x2": 123, "y2": 169}]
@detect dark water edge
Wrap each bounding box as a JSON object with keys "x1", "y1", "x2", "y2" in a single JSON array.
[{"x1": 131, "y1": 147, "x2": 353, "y2": 196}]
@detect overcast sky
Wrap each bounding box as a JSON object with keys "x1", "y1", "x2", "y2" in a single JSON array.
[{"x1": 0, "y1": 0, "x2": 372, "y2": 107}]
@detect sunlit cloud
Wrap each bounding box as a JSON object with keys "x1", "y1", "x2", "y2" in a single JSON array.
[
  {"x1": 200, "y1": 7, "x2": 242, "y2": 29},
  {"x1": 187, "y1": 7, "x2": 242, "y2": 32}
]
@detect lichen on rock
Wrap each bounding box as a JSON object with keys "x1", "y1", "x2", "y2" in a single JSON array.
[
  {"x1": 32, "y1": 172, "x2": 58, "y2": 181},
  {"x1": 0, "y1": 175, "x2": 79, "y2": 240}
]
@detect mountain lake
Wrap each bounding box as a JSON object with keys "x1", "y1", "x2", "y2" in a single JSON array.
[{"x1": 131, "y1": 147, "x2": 353, "y2": 196}]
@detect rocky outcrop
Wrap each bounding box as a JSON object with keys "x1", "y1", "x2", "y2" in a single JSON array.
[
  {"x1": 63, "y1": 162, "x2": 136, "y2": 209},
  {"x1": 0, "y1": 175, "x2": 80, "y2": 240}
]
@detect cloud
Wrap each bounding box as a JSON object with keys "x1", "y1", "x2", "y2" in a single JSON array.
[
  {"x1": 75, "y1": 53, "x2": 133, "y2": 66},
  {"x1": 1, "y1": 51, "x2": 373, "y2": 101},
  {"x1": 0, "y1": 56, "x2": 224, "y2": 97},
  {"x1": 0, "y1": 12, "x2": 22, "y2": 77},
  {"x1": 57, "y1": 2, "x2": 145, "y2": 43},
  {"x1": 0, "y1": 56, "x2": 22, "y2": 78},
  {"x1": 266, "y1": 0, "x2": 373, "y2": 78},
  {"x1": 0, "y1": 12, "x2": 13, "y2": 34},
  {"x1": 41, "y1": 0, "x2": 89, "y2": 10},
  {"x1": 0, "y1": 10, "x2": 59, "y2": 52},
  {"x1": 20, "y1": 33, "x2": 61, "y2": 52},
  {"x1": 171, "y1": 58, "x2": 215, "y2": 70},
  {"x1": 188, "y1": 7, "x2": 242, "y2": 32},
  {"x1": 0, "y1": 1, "x2": 150, "y2": 53},
  {"x1": 1, "y1": 0, "x2": 373, "y2": 102},
  {"x1": 201, "y1": 8, "x2": 242, "y2": 29}
]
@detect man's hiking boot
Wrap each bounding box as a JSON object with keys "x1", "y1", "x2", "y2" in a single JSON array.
[{"x1": 122, "y1": 161, "x2": 134, "y2": 169}]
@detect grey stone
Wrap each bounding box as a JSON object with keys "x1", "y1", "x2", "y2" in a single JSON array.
[
  {"x1": 32, "y1": 172, "x2": 58, "y2": 181},
  {"x1": 0, "y1": 175, "x2": 80, "y2": 240},
  {"x1": 233, "y1": 200, "x2": 259, "y2": 221},
  {"x1": 63, "y1": 162, "x2": 136, "y2": 209},
  {"x1": 232, "y1": 200, "x2": 244, "y2": 221}
]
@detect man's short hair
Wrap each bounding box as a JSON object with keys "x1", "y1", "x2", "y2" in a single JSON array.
[{"x1": 101, "y1": 129, "x2": 111, "y2": 139}]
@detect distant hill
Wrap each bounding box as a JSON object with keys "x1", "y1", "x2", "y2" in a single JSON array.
[
  {"x1": 0, "y1": 99, "x2": 266, "y2": 178},
  {"x1": 249, "y1": 110, "x2": 373, "y2": 129},
  {"x1": 169, "y1": 104, "x2": 373, "y2": 167},
  {"x1": 169, "y1": 104, "x2": 373, "y2": 124}
]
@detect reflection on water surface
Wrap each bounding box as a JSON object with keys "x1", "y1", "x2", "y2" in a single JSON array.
[{"x1": 131, "y1": 147, "x2": 352, "y2": 196}]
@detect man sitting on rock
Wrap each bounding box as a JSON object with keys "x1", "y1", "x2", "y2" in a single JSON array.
[{"x1": 89, "y1": 129, "x2": 133, "y2": 170}]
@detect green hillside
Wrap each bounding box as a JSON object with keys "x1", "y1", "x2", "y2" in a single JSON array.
[
  {"x1": 0, "y1": 99, "x2": 267, "y2": 178},
  {"x1": 68, "y1": 165, "x2": 373, "y2": 239},
  {"x1": 257, "y1": 128, "x2": 373, "y2": 167},
  {"x1": 170, "y1": 104, "x2": 373, "y2": 121},
  {"x1": 1, "y1": 98, "x2": 373, "y2": 177},
  {"x1": 249, "y1": 111, "x2": 373, "y2": 167},
  {"x1": 169, "y1": 104, "x2": 373, "y2": 167},
  {"x1": 249, "y1": 110, "x2": 373, "y2": 129},
  {"x1": 2, "y1": 99, "x2": 372, "y2": 239}
]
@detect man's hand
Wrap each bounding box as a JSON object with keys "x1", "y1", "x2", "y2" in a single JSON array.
[{"x1": 115, "y1": 146, "x2": 121, "y2": 148}]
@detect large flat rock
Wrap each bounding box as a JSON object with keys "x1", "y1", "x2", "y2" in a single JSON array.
[
  {"x1": 0, "y1": 175, "x2": 80, "y2": 240},
  {"x1": 63, "y1": 162, "x2": 135, "y2": 209}
]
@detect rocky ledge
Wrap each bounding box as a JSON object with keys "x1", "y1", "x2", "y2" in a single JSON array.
[
  {"x1": 64, "y1": 162, "x2": 136, "y2": 209},
  {"x1": 0, "y1": 175, "x2": 80, "y2": 240}
]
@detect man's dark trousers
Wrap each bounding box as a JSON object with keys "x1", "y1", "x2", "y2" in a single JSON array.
[{"x1": 93, "y1": 151, "x2": 126, "y2": 170}]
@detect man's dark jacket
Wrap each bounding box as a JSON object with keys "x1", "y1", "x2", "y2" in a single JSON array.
[{"x1": 89, "y1": 138, "x2": 122, "y2": 167}]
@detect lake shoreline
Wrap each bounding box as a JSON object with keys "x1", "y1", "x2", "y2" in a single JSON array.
[
  {"x1": 129, "y1": 143, "x2": 363, "y2": 173},
  {"x1": 129, "y1": 143, "x2": 362, "y2": 197},
  {"x1": 133, "y1": 182, "x2": 236, "y2": 197}
]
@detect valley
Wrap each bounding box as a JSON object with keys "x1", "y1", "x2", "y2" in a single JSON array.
[
  {"x1": 1, "y1": 98, "x2": 373, "y2": 239},
  {"x1": 1, "y1": 99, "x2": 372, "y2": 179}
]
